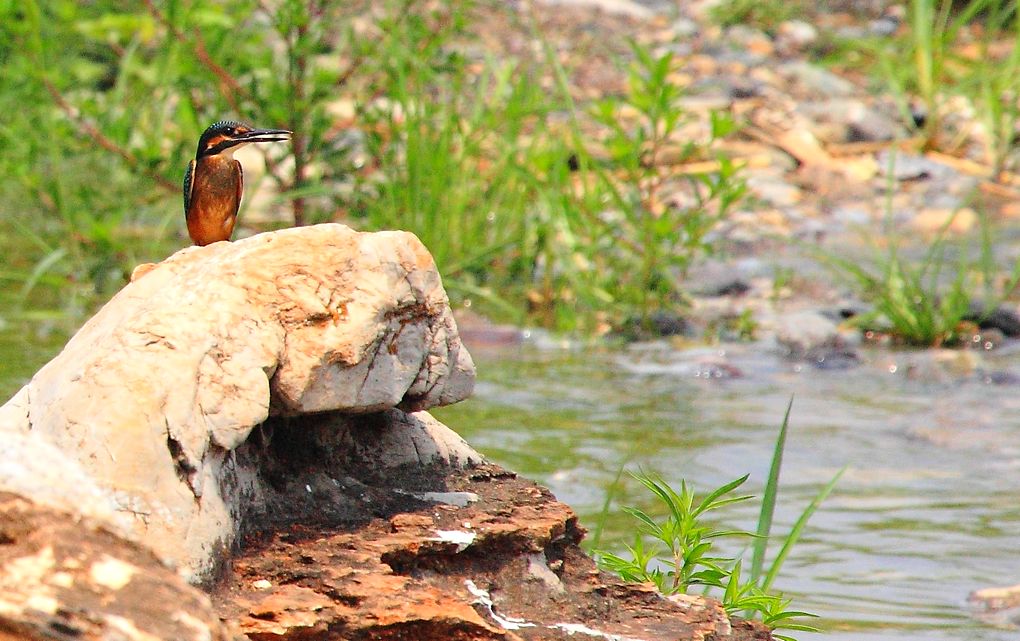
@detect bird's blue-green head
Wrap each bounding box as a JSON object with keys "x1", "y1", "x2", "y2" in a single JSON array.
[{"x1": 195, "y1": 120, "x2": 291, "y2": 159}]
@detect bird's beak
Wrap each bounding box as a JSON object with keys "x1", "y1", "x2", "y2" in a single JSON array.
[{"x1": 238, "y1": 128, "x2": 292, "y2": 144}]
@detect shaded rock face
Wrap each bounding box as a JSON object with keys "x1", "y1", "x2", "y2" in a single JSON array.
[
  {"x1": 214, "y1": 465, "x2": 770, "y2": 641},
  {"x1": 218, "y1": 409, "x2": 483, "y2": 567},
  {"x1": 0, "y1": 224, "x2": 475, "y2": 581}
]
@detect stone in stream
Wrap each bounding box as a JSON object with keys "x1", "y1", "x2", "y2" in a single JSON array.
[
  {"x1": 773, "y1": 309, "x2": 860, "y2": 368},
  {"x1": 966, "y1": 302, "x2": 1020, "y2": 337},
  {"x1": 970, "y1": 582, "x2": 1020, "y2": 628},
  {"x1": 0, "y1": 224, "x2": 769, "y2": 641}
]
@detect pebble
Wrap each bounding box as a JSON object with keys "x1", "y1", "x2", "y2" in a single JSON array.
[
  {"x1": 775, "y1": 20, "x2": 819, "y2": 53},
  {"x1": 672, "y1": 17, "x2": 700, "y2": 39},
  {"x1": 909, "y1": 207, "x2": 977, "y2": 234},
  {"x1": 869, "y1": 13, "x2": 904, "y2": 37},
  {"x1": 773, "y1": 310, "x2": 842, "y2": 358},
  {"x1": 534, "y1": 0, "x2": 654, "y2": 19},
  {"x1": 830, "y1": 205, "x2": 873, "y2": 227},
  {"x1": 807, "y1": 347, "x2": 861, "y2": 370},
  {"x1": 724, "y1": 25, "x2": 774, "y2": 58},
  {"x1": 778, "y1": 60, "x2": 856, "y2": 97},
  {"x1": 746, "y1": 174, "x2": 802, "y2": 207},
  {"x1": 846, "y1": 109, "x2": 904, "y2": 143}
]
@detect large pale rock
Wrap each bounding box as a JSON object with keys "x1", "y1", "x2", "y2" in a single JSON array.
[{"x1": 0, "y1": 224, "x2": 476, "y2": 581}]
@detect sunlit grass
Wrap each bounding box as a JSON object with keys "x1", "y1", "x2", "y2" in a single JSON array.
[{"x1": 592, "y1": 400, "x2": 844, "y2": 641}]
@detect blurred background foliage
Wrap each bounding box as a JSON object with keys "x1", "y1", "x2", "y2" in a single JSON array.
[{"x1": 0, "y1": 0, "x2": 743, "y2": 334}]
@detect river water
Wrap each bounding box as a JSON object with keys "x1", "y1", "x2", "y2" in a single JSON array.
[
  {"x1": 434, "y1": 336, "x2": 1020, "y2": 641},
  {"x1": 3, "y1": 304, "x2": 1019, "y2": 640}
]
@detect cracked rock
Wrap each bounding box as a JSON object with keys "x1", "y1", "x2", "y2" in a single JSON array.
[{"x1": 0, "y1": 224, "x2": 476, "y2": 581}]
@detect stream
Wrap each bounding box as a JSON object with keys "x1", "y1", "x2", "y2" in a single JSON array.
[
  {"x1": 433, "y1": 335, "x2": 1020, "y2": 641},
  {"x1": 3, "y1": 301, "x2": 1020, "y2": 640}
]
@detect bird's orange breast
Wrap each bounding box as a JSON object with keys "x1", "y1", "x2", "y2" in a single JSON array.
[{"x1": 186, "y1": 156, "x2": 242, "y2": 246}]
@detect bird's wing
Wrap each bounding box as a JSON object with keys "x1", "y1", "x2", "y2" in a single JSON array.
[
  {"x1": 183, "y1": 159, "x2": 196, "y2": 215},
  {"x1": 235, "y1": 159, "x2": 243, "y2": 215}
]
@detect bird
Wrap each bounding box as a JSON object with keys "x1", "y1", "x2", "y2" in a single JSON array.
[{"x1": 183, "y1": 120, "x2": 291, "y2": 246}]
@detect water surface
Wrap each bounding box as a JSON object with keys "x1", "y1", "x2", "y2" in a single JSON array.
[
  {"x1": 4, "y1": 313, "x2": 1020, "y2": 640},
  {"x1": 434, "y1": 337, "x2": 1020, "y2": 641}
]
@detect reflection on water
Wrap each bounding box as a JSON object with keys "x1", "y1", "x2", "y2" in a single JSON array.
[
  {"x1": 4, "y1": 308, "x2": 1020, "y2": 640},
  {"x1": 433, "y1": 338, "x2": 1020, "y2": 641}
]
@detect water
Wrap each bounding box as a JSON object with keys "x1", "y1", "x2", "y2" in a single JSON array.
[
  {"x1": 433, "y1": 338, "x2": 1020, "y2": 641},
  {"x1": 4, "y1": 313, "x2": 1020, "y2": 640}
]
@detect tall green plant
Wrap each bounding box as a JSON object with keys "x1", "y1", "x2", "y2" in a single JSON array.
[
  {"x1": 594, "y1": 402, "x2": 841, "y2": 640},
  {"x1": 586, "y1": 42, "x2": 745, "y2": 328},
  {"x1": 0, "y1": 0, "x2": 473, "y2": 299},
  {"x1": 597, "y1": 472, "x2": 754, "y2": 592},
  {"x1": 971, "y1": 1, "x2": 1020, "y2": 177},
  {"x1": 2, "y1": 1, "x2": 746, "y2": 333},
  {"x1": 874, "y1": 0, "x2": 1015, "y2": 159}
]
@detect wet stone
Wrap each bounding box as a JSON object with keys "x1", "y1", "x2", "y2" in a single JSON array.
[
  {"x1": 773, "y1": 310, "x2": 843, "y2": 358},
  {"x1": 805, "y1": 347, "x2": 861, "y2": 370},
  {"x1": 968, "y1": 303, "x2": 1020, "y2": 337},
  {"x1": 615, "y1": 310, "x2": 693, "y2": 341},
  {"x1": 979, "y1": 369, "x2": 1020, "y2": 385}
]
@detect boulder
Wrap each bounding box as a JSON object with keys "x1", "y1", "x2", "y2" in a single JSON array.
[
  {"x1": 0, "y1": 224, "x2": 475, "y2": 581},
  {"x1": 0, "y1": 492, "x2": 236, "y2": 641},
  {"x1": 0, "y1": 223, "x2": 771, "y2": 641}
]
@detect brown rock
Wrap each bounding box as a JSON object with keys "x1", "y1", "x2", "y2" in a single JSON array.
[
  {"x1": 0, "y1": 223, "x2": 771, "y2": 641},
  {"x1": 0, "y1": 492, "x2": 236, "y2": 641},
  {"x1": 213, "y1": 464, "x2": 771, "y2": 641}
]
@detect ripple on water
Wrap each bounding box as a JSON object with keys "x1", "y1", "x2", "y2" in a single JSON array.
[{"x1": 436, "y1": 341, "x2": 1020, "y2": 641}]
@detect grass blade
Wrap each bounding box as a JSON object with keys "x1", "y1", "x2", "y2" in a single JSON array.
[
  {"x1": 750, "y1": 396, "x2": 793, "y2": 584},
  {"x1": 761, "y1": 466, "x2": 847, "y2": 593}
]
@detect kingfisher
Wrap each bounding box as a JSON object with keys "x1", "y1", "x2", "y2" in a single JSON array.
[{"x1": 183, "y1": 120, "x2": 291, "y2": 246}]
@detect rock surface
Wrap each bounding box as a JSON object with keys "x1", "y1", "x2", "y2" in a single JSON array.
[
  {"x1": 213, "y1": 464, "x2": 771, "y2": 641},
  {"x1": 0, "y1": 492, "x2": 236, "y2": 641},
  {"x1": 0, "y1": 224, "x2": 475, "y2": 581}
]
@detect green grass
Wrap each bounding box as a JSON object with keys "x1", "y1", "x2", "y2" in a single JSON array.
[
  {"x1": 708, "y1": 0, "x2": 802, "y2": 35},
  {"x1": 817, "y1": 233, "x2": 976, "y2": 347},
  {"x1": 0, "y1": 0, "x2": 746, "y2": 334},
  {"x1": 811, "y1": 180, "x2": 1020, "y2": 346},
  {"x1": 593, "y1": 400, "x2": 843, "y2": 640},
  {"x1": 847, "y1": 0, "x2": 1020, "y2": 174}
]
